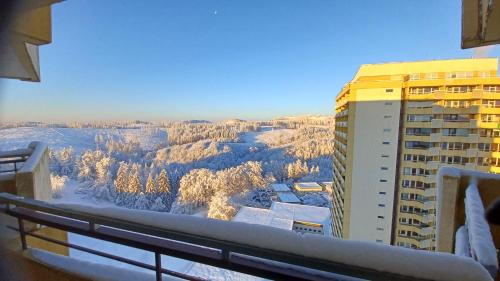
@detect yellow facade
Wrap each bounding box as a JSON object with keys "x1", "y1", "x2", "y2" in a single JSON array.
[{"x1": 332, "y1": 58, "x2": 500, "y2": 250}]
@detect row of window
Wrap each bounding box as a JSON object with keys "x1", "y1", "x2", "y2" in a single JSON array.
[
  {"x1": 478, "y1": 157, "x2": 500, "y2": 167},
  {"x1": 408, "y1": 71, "x2": 492, "y2": 81},
  {"x1": 441, "y1": 156, "x2": 470, "y2": 165},
  {"x1": 481, "y1": 114, "x2": 499, "y2": 122},
  {"x1": 478, "y1": 143, "x2": 500, "y2": 152},
  {"x1": 400, "y1": 205, "x2": 424, "y2": 215},
  {"x1": 441, "y1": 142, "x2": 470, "y2": 150},
  {"x1": 407, "y1": 100, "x2": 500, "y2": 109},
  {"x1": 405, "y1": 141, "x2": 432, "y2": 149},
  {"x1": 402, "y1": 180, "x2": 432, "y2": 189},
  {"x1": 401, "y1": 193, "x2": 425, "y2": 202},
  {"x1": 399, "y1": 217, "x2": 422, "y2": 226},
  {"x1": 403, "y1": 167, "x2": 431, "y2": 176},
  {"x1": 404, "y1": 154, "x2": 433, "y2": 163}
]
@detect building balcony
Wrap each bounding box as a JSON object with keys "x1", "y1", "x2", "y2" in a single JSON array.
[
  {"x1": 0, "y1": 142, "x2": 51, "y2": 202},
  {"x1": 430, "y1": 133, "x2": 441, "y2": 143},
  {"x1": 467, "y1": 134, "x2": 480, "y2": 143},
  {"x1": 422, "y1": 214, "x2": 436, "y2": 224},
  {"x1": 466, "y1": 148, "x2": 479, "y2": 158},
  {"x1": 436, "y1": 167, "x2": 500, "y2": 279},
  {"x1": 428, "y1": 147, "x2": 441, "y2": 156},
  {"x1": 424, "y1": 187, "x2": 436, "y2": 198},
  {"x1": 427, "y1": 161, "x2": 440, "y2": 170},
  {"x1": 432, "y1": 105, "x2": 444, "y2": 114},
  {"x1": 431, "y1": 119, "x2": 443, "y2": 128}
]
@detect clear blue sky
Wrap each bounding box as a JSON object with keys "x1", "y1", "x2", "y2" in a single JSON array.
[{"x1": 1, "y1": 0, "x2": 498, "y2": 122}]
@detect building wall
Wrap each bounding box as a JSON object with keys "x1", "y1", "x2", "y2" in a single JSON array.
[{"x1": 347, "y1": 88, "x2": 402, "y2": 244}]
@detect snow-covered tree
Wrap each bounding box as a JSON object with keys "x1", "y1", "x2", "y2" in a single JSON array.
[
  {"x1": 128, "y1": 163, "x2": 142, "y2": 194},
  {"x1": 134, "y1": 192, "x2": 150, "y2": 210},
  {"x1": 156, "y1": 169, "x2": 170, "y2": 194},
  {"x1": 114, "y1": 162, "x2": 129, "y2": 193},
  {"x1": 207, "y1": 192, "x2": 236, "y2": 221}
]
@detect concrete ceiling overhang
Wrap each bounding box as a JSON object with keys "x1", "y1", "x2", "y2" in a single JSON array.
[
  {"x1": 462, "y1": 0, "x2": 500, "y2": 49},
  {"x1": 0, "y1": 0, "x2": 62, "y2": 82}
]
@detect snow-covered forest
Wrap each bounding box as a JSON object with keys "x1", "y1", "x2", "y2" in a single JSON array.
[{"x1": 1, "y1": 116, "x2": 334, "y2": 220}]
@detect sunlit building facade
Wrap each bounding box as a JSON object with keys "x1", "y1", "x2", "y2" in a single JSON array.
[{"x1": 332, "y1": 58, "x2": 500, "y2": 250}]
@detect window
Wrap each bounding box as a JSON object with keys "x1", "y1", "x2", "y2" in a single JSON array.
[
  {"x1": 407, "y1": 114, "x2": 432, "y2": 122},
  {"x1": 380, "y1": 179, "x2": 387, "y2": 182},
  {"x1": 446, "y1": 72, "x2": 473, "y2": 79},
  {"x1": 385, "y1": 89, "x2": 394, "y2": 93},
  {"x1": 377, "y1": 215, "x2": 384, "y2": 219},
  {"x1": 376, "y1": 239, "x2": 383, "y2": 243},
  {"x1": 381, "y1": 167, "x2": 388, "y2": 170},
  {"x1": 478, "y1": 143, "x2": 500, "y2": 152},
  {"x1": 442, "y1": 128, "x2": 469, "y2": 136},
  {"x1": 379, "y1": 191, "x2": 387, "y2": 195},
  {"x1": 478, "y1": 157, "x2": 500, "y2": 167},
  {"x1": 376, "y1": 227, "x2": 384, "y2": 231},
  {"x1": 479, "y1": 129, "x2": 500, "y2": 138},
  {"x1": 444, "y1": 100, "x2": 470, "y2": 108},
  {"x1": 381, "y1": 154, "x2": 389, "y2": 158},
  {"x1": 408, "y1": 87, "x2": 439, "y2": 94},
  {"x1": 425, "y1": 72, "x2": 438, "y2": 80},
  {"x1": 382, "y1": 141, "x2": 390, "y2": 145},
  {"x1": 481, "y1": 114, "x2": 499, "y2": 123},
  {"x1": 384, "y1": 102, "x2": 393, "y2": 105},
  {"x1": 441, "y1": 156, "x2": 469, "y2": 165},
  {"x1": 407, "y1": 101, "x2": 434, "y2": 108},
  {"x1": 479, "y1": 71, "x2": 490, "y2": 78},
  {"x1": 446, "y1": 86, "x2": 474, "y2": 93},
  {"x1": 441, "y1": 142, "x2": 470, "y2": 150},
  {"x1": 383, "y1": 128, "x2": 391, "y2": 132},
  {"x1": 378, "y1": 204, "x2": 386, "y2": 207},
  {"x1": 384, "y1": 115, "x2": 392, "y2": 118},
  {"x1": 405, "y1": 141, "x2": 431, "y2": 149},
  {"x1": 484, "y1": 86, "x2": 500, "y2": 93},
  {"x1": 406, "y1": 128, "x2": 431, "y2": 136},
  {"x1": 409, "y1": 73, "x2": 420, "y2": 80},
  {"x1": 443, "y1": 114, "x2": 469, "y2": 122},
  {"x1": 482, "y1": 100, "x2": 500, "y2": 108}
]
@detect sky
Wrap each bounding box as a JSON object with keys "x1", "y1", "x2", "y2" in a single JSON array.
[{"x1": 0, "y1": 0, "x2": 499, "y2": 122}]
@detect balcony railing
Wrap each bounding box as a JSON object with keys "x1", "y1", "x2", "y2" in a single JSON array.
[{"x1": 0, "y1": 192, "x2": 494, "y2": 281}]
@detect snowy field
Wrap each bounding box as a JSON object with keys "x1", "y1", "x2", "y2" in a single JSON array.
[
  {"x1": 0, "y1": 127, "x2": 167, "y2": 153},
  {"x1": 240, "y1": 128, "x2": 295, "y2": 146}
]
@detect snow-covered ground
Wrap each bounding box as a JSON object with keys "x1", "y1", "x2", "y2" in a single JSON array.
[
  {"x1": 240, "y1": 128, "x2": 295, "y2": 146},
  {"x1": 0, "y1": 127, "x2": 167, "y2": 153}
]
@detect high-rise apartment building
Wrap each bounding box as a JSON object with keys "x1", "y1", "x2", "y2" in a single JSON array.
[{"x1": 332, "y1": 58, "x2": 500, "y2": 250}]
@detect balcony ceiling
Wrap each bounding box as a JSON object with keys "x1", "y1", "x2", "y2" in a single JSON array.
[{"x1": 462, "y1": 0, "x2": 500, "y2": 48}]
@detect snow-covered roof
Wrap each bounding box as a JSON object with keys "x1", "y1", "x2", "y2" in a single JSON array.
[
  {"x1": 233, "y1": 207, "x2": 293, "y2": 230},
  {"x1": 271, "y1": 202, "x2": 330, "y2": 227},
  {"x1": 233, "y1": 202, "x2": 331, "y2": 233},
  {"x1": 276, "y1": 192, "x2": 301, "y2": 203},
  {"x1": 294, "y1": 182, "x2": 323, "y2": 191},
  {"x1": 271, "y1": 183, "x2": 290, "y2": 192}
]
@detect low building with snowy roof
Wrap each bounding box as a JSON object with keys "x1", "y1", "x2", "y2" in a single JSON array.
[
  {"x1": 294, "y1": 182, "x2": 323, "y2": 193},
  {"x1": 233, "y1": 202, "x2": 331, "y2": 236},
  {"x1": 270, "y1": 183, "x2": 290, "y2": 192},
  {"x1": 276, "y1": 191, "x2": 301, "y2": 204}
]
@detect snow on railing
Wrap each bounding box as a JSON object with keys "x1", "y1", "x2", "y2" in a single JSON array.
[
  {"x1": 465, "y1": 180, "x2": 499, "y2": 277},
  {"x1": 52, "y1": 202, "x2": 493, "y2": 281},
  {"x1": 455, "y1": 225, "x2": 471, "y2": 257},
  {"x1": 436, "y1": 167, "x2": 500, "y2": 279}
]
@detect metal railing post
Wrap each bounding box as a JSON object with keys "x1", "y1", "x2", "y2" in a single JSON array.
[
  {"x1": 18, "y1": 218, "x2": 27, "y2": 250},
  {"x1": 155, "y1": 252, "x2": 162, "y2": 281}
]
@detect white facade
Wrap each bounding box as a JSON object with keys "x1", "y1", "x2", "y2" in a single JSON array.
[{"x1": 348, "y1": 88, "x2": 402, "y2": 244}]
